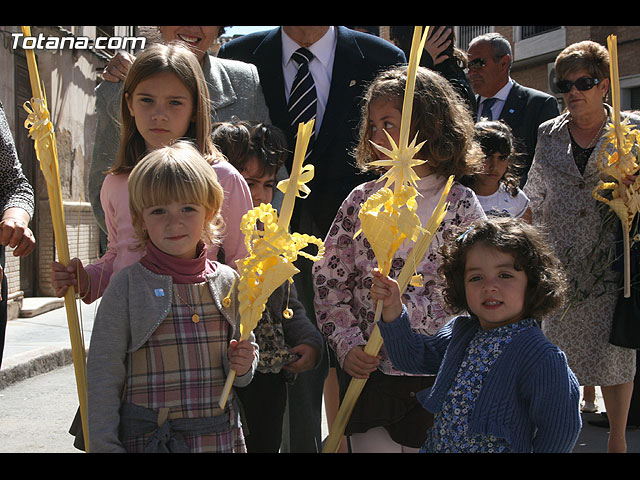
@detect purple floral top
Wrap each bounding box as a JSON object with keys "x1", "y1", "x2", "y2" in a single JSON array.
[{"x1": 313, "y1": 176, "x2": 486, "y2": 374}]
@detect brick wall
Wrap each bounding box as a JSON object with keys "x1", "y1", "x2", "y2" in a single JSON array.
[
  {"x1": 4, "y1": 201, "x2": 100, "y2": 318},
  {"x1": 36, "y1": 201, "x2": 101, "y2": 297}
]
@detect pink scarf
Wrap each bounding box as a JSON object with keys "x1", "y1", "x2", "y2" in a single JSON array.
[{"x1": 140, "y1": 240, "x2": 216, "y2": 284}]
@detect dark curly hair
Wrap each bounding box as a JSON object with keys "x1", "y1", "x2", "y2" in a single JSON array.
[
  {"x1": 438, "y1": 217, "x2": 567, "y2": 320},
  {"x1": 211, "y1": 120, "x2": 289, "y2": 177}
]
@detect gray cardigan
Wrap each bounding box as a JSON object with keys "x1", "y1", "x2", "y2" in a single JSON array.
[
  {"x1": 88, "y1": 54, "x2": 272, "y2": 232},
  {"x1": 86, "y1": 261, "x2": 258, "y2": 452},
  {"x1": 0, "y1": 101, "x2": 34, "y2": 218}
]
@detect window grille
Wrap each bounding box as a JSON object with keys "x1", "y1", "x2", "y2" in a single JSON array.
[
  {"x1": 457, "y1": 26, "x2": 493, "y2": 51},
  {"x1": 520, "y1": 26, "x2": 561, "y2": 39}
]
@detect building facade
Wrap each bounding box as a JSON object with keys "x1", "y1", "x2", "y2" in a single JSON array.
[
  {"x1": 378, "y1": 26, "x2": 640, "y2": 112},
  {"x1": 0, "y1": 26, "x2": 142, "y2": 318}
]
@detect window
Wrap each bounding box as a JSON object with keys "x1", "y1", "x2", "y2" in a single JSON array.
[
  {"x1": 513, "y1": 26, "x2": 566, "y2": 63},
  {"x1": 630, "y1": 87, "x2": 640, "y2": 111},
  {"x1": 520, "y1": 26, "x2": 561, "y2": 40},
  {"x1": 456, "y1": 26, "x2": 493, "y2": 52},
  {"x1": 96, "y1": 26, "x2": 115, "y2": 57},
  {"x1": 621, "y1": 76, "x2": 640, "y2": 111}
]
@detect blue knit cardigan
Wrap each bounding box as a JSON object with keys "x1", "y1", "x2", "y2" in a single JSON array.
[{"x1": 378, "y1": 309, "x2": 582, "y2": 453}]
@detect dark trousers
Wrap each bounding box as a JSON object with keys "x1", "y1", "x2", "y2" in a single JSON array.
[
  {"x1": 235, "y1": 371, "x2": 288, "y2": 453},
  {"x1": 0, "y1": 246, "x2": 7, "y2": 369},
  {"x1": 281, "y1": 342, "x2": 329, "y2": 452},
  {"x1": 280, "y1": 252, "x2": 329, "y2": 453}
]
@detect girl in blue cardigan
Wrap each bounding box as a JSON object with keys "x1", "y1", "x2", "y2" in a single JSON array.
[{"x1": 374, "y1": 217, "x2": 582, "y2": 452}]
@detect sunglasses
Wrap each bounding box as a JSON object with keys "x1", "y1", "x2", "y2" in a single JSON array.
[{"x1": 555, "y1": 76, "x2": 600, "y2": 93}]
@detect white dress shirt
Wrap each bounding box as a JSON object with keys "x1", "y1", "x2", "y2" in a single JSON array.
[
  {"x1": 477, "y1": 78, "x2": 514, "y2": 121},
  {"x1": 281, "y1": 26, "x2": 337, "y2": 131}
]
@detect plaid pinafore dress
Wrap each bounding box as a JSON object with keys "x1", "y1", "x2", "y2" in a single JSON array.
[{"x1": 120, "y1": 282, "x2": 246, "y2": 452}]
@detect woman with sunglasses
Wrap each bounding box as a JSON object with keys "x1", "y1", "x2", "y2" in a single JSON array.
[{"x1": 524, "y1": 40, "x2": 639, "y2": 453}]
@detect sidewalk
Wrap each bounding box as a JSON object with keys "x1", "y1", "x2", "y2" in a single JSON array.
[{"x1": 0, "y1": 297, "x2": 97, "y2": 389}]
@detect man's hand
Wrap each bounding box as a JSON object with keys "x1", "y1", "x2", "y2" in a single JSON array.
[{"x1": 102, "y1": 51, "x2": 135, "y2": 82}]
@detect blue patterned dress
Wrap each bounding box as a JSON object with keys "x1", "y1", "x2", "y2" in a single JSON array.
[{"x1": 422, "y1": 319, "x2": 537, "y2": 453}]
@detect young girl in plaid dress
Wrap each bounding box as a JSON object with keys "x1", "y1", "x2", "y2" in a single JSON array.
[{"x1": 86, "y1": 141, "x2": 257, "y2": 452}]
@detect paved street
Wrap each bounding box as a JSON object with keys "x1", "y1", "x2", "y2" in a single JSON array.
[
  {"x1": 3, "y1": 361, "x2": 639, "y2": 453},
  {"x1": 0, "y1": 364, "x2": 81, "y2": 453},
  {"x1": 0, "y1": 362, "x2": 330, "y2": 453}
]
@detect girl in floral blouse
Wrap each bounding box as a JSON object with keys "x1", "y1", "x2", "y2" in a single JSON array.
[{"x1": 312, "y1": 66, "x2": 486, "y2": 452}]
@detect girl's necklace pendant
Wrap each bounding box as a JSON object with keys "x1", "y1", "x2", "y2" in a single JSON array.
[{"x1": 174, "y1": 285, "x2": 202, "y2": 324}]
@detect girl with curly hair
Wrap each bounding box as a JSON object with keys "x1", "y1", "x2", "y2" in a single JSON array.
[{"x1": 375, "y1": 217, "x2": 582, "y2": 452}]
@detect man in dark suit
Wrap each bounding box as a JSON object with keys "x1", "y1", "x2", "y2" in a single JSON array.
[
  {"x1": 219, "y1": 26, "x2": 405, "y2": 239},
  {"x1": 467, "y1": 32, "x2": 560, "y2": 186},
  {"x1": 218, "y1": 26, "x2": 405, "y2": 452}
]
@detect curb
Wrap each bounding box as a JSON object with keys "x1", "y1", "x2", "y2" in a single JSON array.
[{"x1": 0, "y1": 347, "x2": 74, "y2": 390}]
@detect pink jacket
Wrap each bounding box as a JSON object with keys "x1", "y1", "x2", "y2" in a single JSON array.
[{"x1": 84, "y1": 160, "x2": 252, "y2": 303}]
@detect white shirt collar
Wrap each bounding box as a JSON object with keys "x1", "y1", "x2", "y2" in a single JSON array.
[{"x1": 282, "y1": 26, "x2": 336, "y2": 70}]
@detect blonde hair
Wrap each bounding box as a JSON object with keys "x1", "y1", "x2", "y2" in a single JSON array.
[
  {"x1": 110, "y1": 42, "x2": 220, "y2": 175},
  {"x1": 128, "y1": 141, "x2": 224, "y2": 250}
]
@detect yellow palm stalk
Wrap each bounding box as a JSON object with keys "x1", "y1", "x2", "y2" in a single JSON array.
[
  {"x1": 354, "y1": 25, "x2": 431, "y2": 277},
  {"x1": 323, "y1": 26, "x2": 454, "y2": 453},
  {"x1": 322, "y1": 177, "x2": 452, "y2": 453},
  {"x1": 592, "y1": 35, "x2": 640, "y2": 298},
  {"x1": 219, "y1": 120, "x2": 324, "y2": 408},
  {"x1": 20, "y1": 26, "x2": 89, "y2": 450}
]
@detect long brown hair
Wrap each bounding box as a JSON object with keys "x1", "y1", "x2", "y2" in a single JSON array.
[
  {"x1": 109, "y1": 42, "x2": 218, "y2": 175},
  {"x1": 354, "y1": 65, "x2": 484, "y2": 180}
]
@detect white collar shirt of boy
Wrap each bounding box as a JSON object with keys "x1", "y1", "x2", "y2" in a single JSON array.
[{"x1": 281, "y1": 26, "x2": 337, "y2": 131}]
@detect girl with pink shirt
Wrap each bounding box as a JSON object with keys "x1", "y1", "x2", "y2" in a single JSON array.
[{"x1": 52, "y1": 42, "x2": 253, "y2": 302}]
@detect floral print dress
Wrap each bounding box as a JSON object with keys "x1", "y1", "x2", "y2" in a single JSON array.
[
  {"x1": 422, "y1": 319, "x2": 537, "y2": 452},
  {"x1": 524, "y1": 109, "x2": 638, "y2": 386},
  {"x1": 313, "y1": 175, "x2": 486, "y2": 373}
]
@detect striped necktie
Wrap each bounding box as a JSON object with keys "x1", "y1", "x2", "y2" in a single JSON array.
[
  {"x1": 288, "y1": 47, "x2": 317, "y2": 156},
  {"x1": 480, "y1": 97, "x2": 497, "y2": 120}
]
